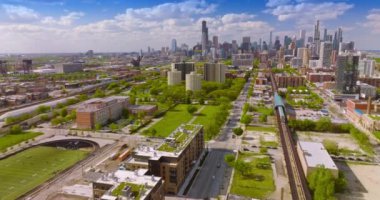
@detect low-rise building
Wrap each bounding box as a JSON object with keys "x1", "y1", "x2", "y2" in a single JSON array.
[
  {"x1": 92, "y1": 169, "x2": 165, "y2": 200},
  {"x1": 358, "y1": 77, "x2": 380, "y2": 87},
  {"x1": 275, "y1": 74, "x2": 306, "y2": 88},
  {"x1": 127, "y1": 124, "x2": 204, "y2": 195},
  {"x1": 297, "y1": 141, "x2": 338, "y2": 178},
  {"x1": 307, "y1": 73, "x2": 334, "y2": 83},
  {"x1": 76, "y1": 96, "x2": 129, "y2": 129},
  {"x1": 232, "y1": 53, "x2": 254, "y2": 66},
  {"x1": 55, "y1": 63, "x2": 83, "y2": 73},
  {"x1": 127, "y1": 105, "x2": 158, "y2": 116}
]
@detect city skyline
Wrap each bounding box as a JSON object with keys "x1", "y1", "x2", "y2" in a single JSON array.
[{"x1": 0, "y1": 0, "x2": 379, "y2": 53}]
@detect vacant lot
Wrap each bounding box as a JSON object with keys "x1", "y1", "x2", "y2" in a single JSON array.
[
  {"x1": 0, "y1": 131, "x2": 43, "y2": 152},
  {"x1": 336, "y1": 162, "x2": 380, "y2": 200},
  {"x1": 230, "y1": 152, "x2": 275, "y2": 199},
  {"x1": 0, "y1": 146, "x2": 88, "y2": 200}
]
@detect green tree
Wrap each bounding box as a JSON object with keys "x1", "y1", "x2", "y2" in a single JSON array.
[
  {"x1": 224, "y1": 154, "x2": 235, "y2": 166},
  {"x1": 323, "y1": 139, "x2": 339, "y2": 155},
  {"x1": 10, "y1": 125, "x2": 22, "y2": 134},
  {"x1": 109, "y1": 123, "x2": 119, "y2": 132},
  {"x1": 93, "y1": 88, "x2": 105, "y2": 98},
  {"x1": 60, "y1": 108, "x2": 68, "y2": 117},
  {"x1": 187, "y1": 105, "x2": 198, "y2": 115},
  {"x1": 240, "y1": 114, "x2": 252, "y2": 128},
  {"x1": 307, "y1": 166, "x2": 336, "y2": 200},
  {"x1": 233, "y1": 127, "x2": 244, "y2": 136},
  {"x1": 316, "y1": 117, "x2": 333, "y2": 132},
  {"x1": 95, "y1": 123, "x2": 102, "y2": 131},
  {"x1": 234, "y1": 160, "x2": 252, "y2": 176}
]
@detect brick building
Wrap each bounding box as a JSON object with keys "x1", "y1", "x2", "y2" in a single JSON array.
[
  {"x1": 127, "y1": 124, "x2": 205, "y2": 195},
  {"x1": 307, "y1": 73, "x2": 334, "y2": 83},
  {"x1": 275, "y1": 74, "x2": 306, "y2": 88},
  {"x1": 76, "y1": 96, "x2": 129, "y2": 129}
]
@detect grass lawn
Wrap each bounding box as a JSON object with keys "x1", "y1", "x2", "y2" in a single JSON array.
[
  {"x1": 192, "y1": 105, "x2": 220, "y2": 126},
  {"x1": 144, "y1": 104, "x2": 198, "y2": 137},
  {"x1": 0, "y1": 131, "x2": 43, "y2": 152},
  {"x1": 247, "y1": 126, "x2": 277, "y2": 133},
  {"x1": 0, "y1": 146, "x2": 88, "y2": 200},
  {"x1": 230, "y1": 153, "x2": 275, "y2": 199},
  {"x1": 373, "y1": 131, "x2": 380, "y2": 140}
]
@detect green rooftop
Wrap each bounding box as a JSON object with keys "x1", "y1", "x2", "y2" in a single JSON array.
[
  {"x1": 111, "y1": 182, "x2": 145, "y2": 199},
  {"x1": 157, "y1": 124, "x2": 202, "y2": 153}
]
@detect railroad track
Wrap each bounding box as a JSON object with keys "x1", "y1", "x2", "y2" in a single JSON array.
[{"x1": 271, "y1": 72, "x2": 311, "y2": 200}]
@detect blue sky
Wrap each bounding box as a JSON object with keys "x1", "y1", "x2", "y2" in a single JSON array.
[{"x1": 0, "y1": 0, "x2": 379, "y2": 53}]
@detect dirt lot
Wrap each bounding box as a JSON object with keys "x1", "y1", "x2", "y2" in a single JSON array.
[
  {"x1": 336, "y1": 162, "x2": 380, "y2": 200},
  {"x1": 297, "y1": 132, "x2": 363, "y2": 153}
]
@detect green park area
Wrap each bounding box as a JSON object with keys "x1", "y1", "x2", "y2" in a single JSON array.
[
  {"x1": 0, "y1": 146, "x2": 88, "y2": 200},
  {"x1": 228, "y1": 152, "x2": 275, "y2": 199},
  {"x1": 192, "y1": 105, "x2": 219, "y2": 125},
  {"x1": 143, "y1": 104, "x2": 199, "y2": 137},
  {"x1": 0, "y1": 131, "x2": 43, "y2": 152},
  {"x1": 246, "y1": 126, "x2": 277, "y2": 132}
]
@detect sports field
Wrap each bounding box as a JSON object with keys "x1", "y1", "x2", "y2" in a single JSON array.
[
  {"x1": 0, "y1": 131, "x2": 43, "y2": 152},
  {"x1": 0, "y1": 146, "x2": 88, "y2": 200}
]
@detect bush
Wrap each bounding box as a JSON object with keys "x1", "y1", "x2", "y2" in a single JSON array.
[
  {"x1": 323, "y1": 139, "x2": 339, "y2": 155},
  {"x1": 10, "y1": 125, "x2": 22, "y2": 134},
  {"x1": 224, "y1": 154, "x2": 235, "y2": 165},
  {"x1": 233, "y1": 127, "x2": 244, "y2": 136},
  {"x1": 187, "y1": 105, "x2": 198, "y2": 115}
]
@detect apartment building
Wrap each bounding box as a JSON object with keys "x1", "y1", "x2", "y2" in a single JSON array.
[
  {"x1": 127, "y1": 124, "x2": 205, "y2": 194},
  {"x1": 76, "y1": 96, "x2": 129, "y2": 129},
  {"x1": 275, "y1": 74, "x2": 306, "y2": 88}
]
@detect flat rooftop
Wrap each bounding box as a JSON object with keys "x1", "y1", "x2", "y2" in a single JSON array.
[
  {"x1": 134, "y1": 124, "x2": 202, "y2": 159},
  {"x1": 298, "y1": 141, "x2": 337, "y2": 170},
  {"x1": 95, "y1": 169, "x2": 161, "y2": 200}
]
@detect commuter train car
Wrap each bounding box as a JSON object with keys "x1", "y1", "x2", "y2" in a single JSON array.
[{"x1": 274, "y1": 92, "x2": 287, "y2": 123}]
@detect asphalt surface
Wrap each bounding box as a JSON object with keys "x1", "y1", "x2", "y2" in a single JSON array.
[
  {"x1": 186, "y1": 78, "x2": 251, "y2": 198},
  {"x1": 186, "y1": 149, "x2": 232, "y2": 198}
]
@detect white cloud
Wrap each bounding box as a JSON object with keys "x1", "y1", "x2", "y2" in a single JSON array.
[
  {"x1": 266, "y1": 0, "x2": 292, "y2": 7},
  {"x1": 1, "y1": 4, "x2": 39, "y2": 21},
  {"x1": 363, "y1": 9, "x2": 380, "y2": 33},
  {"x1": 266, "y1": 2, "x2": 353, "y2": 28},
  {"x1": 0, "y1": 0, "x2": 273, "y2": 53},
  {"x1": 41, "y1": 12, "x2": 84, "y2": 26}
]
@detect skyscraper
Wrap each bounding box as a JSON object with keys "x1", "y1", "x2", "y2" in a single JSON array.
[
  {"x1": 323, "y1": 28, "x2": 328, "y2": 41},
  {"x1": 319, "y1": 42, "x2": 333, "y2": 68},
  {"x1": 333, "y1": 27, "x2": 343, "y2": 51},
  {"x1": 314, "y1": 20, "x2": 321, "y2": 56},
  {"x1": 339, "y1": 41, "x2": 355, "y2": 54},
  {"x1": 231, "y1": 40, "x2": 238, "y2": 54},
  {"x1": 299, "y1": 30, "x2": 306, "y2": 47},
  {"x1": 241, "y1": 36, "x2": 251, "y2": 53},
  {"x1": 172, "y1": 62, "x2": 195, "y2": 80},
  {"x1": 204, "y1": 63, "x2": 226, "y2": 83},
  {"x1": 201, "y1": 20, "x2": 209, "y2": 56},
  {"x1": 212, "y1": 36, "x2": 219, "y2": 49},
  {"x1": 269, "y1": 31, "x2": 273, "y2": 50},
  {"x1": 335, "y1": 53, "x2": 359, "y2": 94},
  {"x1": 171, "y1": 39, "x2": 177, "y2": 52}
]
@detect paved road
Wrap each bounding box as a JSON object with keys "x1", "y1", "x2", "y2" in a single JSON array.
[
  {"x1": 186, "y1": 78, "x2": 251, "y2": 198},
  {"x1": 187, "y1": 149, "x2": 232, "y2": 198}
]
